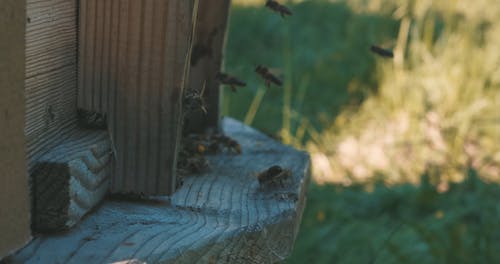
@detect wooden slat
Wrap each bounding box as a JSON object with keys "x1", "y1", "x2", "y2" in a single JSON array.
[
  {"x1": 78, "y1": 0, "x2": 199, "y2": 195},
  {"x1": 25, "y1": 0, "x2": 78, "y2": 170},
  {"x1": 31, "y1": 130, "x2": 112, "y2": 232},
  {"x1": 0, "y1": 0, "x2": 31, "y2": 257},
  {"x1": 184, "y1": 0, "x2": 231, "y2": 134},
  {"x1": 23, "y1": 0, "x2": 114, "y2": 235},
  {"x1": 7, "y1": 118, "x2": 311, "y2": 263},
  {"x1": 26, "y1": 0, "x2": 77, "y2": 78}
]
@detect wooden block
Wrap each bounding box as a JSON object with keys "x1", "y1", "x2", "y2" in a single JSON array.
[
  {"x1": 184, "y1": 0, "x2": 231, "y2": 134},
  {"x1": 31, "y1": 130, "x2": 112, "y2": 232},
  {"x1": 7, "y1": 118, "x2": 311, "y2": 263},
  {"x1": 78, "y1": 0, "x2": 199, "y2": 195},
  {"x1": 0, "y1": 0, "x2": 32, "y2": 258},
  {"x1": 22, "y1": 0, "x2": 114, "y2": 236}
]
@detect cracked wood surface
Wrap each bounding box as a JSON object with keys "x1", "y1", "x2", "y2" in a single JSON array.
[{"x1": 8, "y1": 118, "x2": 310, "y2": 264}]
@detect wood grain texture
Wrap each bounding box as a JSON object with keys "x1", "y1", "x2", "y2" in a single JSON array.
[
  {"x1": 0, "y1": 0, "x2": 32, "y2": 258},
  {"x1": 78, "y1": 0, "x2": 199, "y2": 195},
  {"x1": 25, "y1": 0, "x2": 79, "y2": 171},
  {"x1": 8, "y1": 118, "x2": 310, "y2": 263},
  {"x1": 183, "y1": 0, "x2": 231, "y2": 134},
  {"x1": 31, "y1": 130, "x2": 112, "y2": 233}
]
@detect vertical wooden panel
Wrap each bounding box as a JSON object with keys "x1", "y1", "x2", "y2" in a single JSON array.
[
  {"x1": 78, "y1": 0, "x2": 198, "y2": 195},
  {"x1": 25, "y1": 0, "x2": 78, "y2": 170},
  {"x1": 184, "y1": 0, "x2": 231, "y2": 133},
  {"x1": 0, "y1": 0, "x2": 31, "y2": 257}
]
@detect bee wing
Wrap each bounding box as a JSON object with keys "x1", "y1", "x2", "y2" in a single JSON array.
[
  {"x1": 267, "y1": 67, "x2": 283, "y2": 75},
  {"x1": 269, "y1": 76, "x2": 283, "y2": 86}
]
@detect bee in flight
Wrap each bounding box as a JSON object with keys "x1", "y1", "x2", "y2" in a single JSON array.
[
  {"x1": 265, "y1": 0, "x2": 292, "y2": 18},
  {"x1": 370, "y1": 45, "x2": 394, "y2": 58},
  {"x1": 215, "y1": 72, "x2": 247, "y2": 92},
  {"x1": 256, "y1": 165, "x2": 291, "y2": 188},
  {"x1": 255, "y1": 65, "x2": 283, "y2": 88}
]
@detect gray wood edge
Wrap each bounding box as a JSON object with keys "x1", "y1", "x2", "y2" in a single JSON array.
[
  {"x1": 9, "y1": 118, "x2": 310, "y2": 264},
  {"x1": 31, "y1": 129, "x2": 112, "y2": 232}
]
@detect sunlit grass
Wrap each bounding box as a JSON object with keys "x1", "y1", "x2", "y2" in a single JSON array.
[
  {"x1": 224, "y1": 0, "x2": 500, "y2": 263},
  {"x1": 307, "y1": 0, "x2": 500, "y2": 185}
]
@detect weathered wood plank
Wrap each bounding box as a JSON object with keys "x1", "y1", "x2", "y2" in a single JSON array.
[
  {"x1": 26, "y1": 0, "x2": 77, "y2": 78},
  {"x1": 24, "y1": 0, "x2": 114, "y2": 235},
  {"x1": 0, "y1": 0, "x2": 32, "y2": 258},
  {"x1": 78, "y1": 0, "x2": 199, "y2": 195},
  {"x1": 7, "y1": 118, "x2": 310, "y2": 263},
  {"x1": 25, "y1": 0, "x2": 78, "y2": 171},
  {"x1": 30, "y1": 130, "x2": 112, "y2": 233},
  {"x1": 184, "y1": 0, "x2": 231, "y2": 134}
]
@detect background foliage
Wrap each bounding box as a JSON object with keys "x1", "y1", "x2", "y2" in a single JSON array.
[{"x1": 225, "y1": 0, "x2": 500, "y2": 263}]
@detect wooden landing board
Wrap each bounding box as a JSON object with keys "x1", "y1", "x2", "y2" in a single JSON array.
[
  {"x1": 31, "y1": 130, "x2": 112, "y2": 233},
  {"x1": 184, "y1": 0, "x2": 231, "y2": 133},
  {"x1": 25, "y1": 0, "x2": 79, "y2": 171},
  {"x1": 8, "y1": 118, "x2": 310, "y2": 263},
  {"x1": 78, "y1": 0, "x2": 199, "y2": 195},
  {"x1": 0, "y1": 0, "x2": 31, "y2": 258}
]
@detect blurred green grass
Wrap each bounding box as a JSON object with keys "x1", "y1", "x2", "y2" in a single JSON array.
[
  {"x1": 225, "y1": 0, "x2": 500, "y2": 263},
  {"x1": 223, "y1": 0, "x2": 400, "y2": 137},
  {"x1": 288, "y1": 169, "x2": 500, "y2": 264}
]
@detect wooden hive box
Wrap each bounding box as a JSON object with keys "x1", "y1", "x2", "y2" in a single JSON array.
[
  {"x1": 78, "y1": 0, "x2": 198, "y2": 195},
  {"x1": 1, "y1": 0, "x2": 311, "y2": 262}
]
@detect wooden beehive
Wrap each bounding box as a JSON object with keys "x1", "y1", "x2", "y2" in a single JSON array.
[
  {"x1": 2, "y1": 0, "x2": 311, "y2": 262},
  {"x1": 78, "y1": 0, "x2": 198, "y2": 195}
]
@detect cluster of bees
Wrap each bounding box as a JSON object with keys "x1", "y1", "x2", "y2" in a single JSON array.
[
  {"x1": 177, "y1": 132, "x2": 242, "y2": 185},
  {"x1": 180, "y1": 0, "x2": 394, "y2": 189},
  {"x1": 178, "y1": 1, "x2": 295, "y2": 189}
]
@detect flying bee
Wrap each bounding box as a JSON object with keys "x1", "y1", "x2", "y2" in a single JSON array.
[
  {"x1": 215, "y1": 72, "x2": 247, "y2": 92},
  {"x1": 265, "y1": 0, "x2": 292, "y2": 18},
  {"x1": 370, "y1": 45, "x2": 394, "y2": 58},
  {"x1": 256, "y1": 165, "x2": 291, "y2": 188},
  {"x1": 255, "y1": 65, "x2": 283, "y2": 88}
]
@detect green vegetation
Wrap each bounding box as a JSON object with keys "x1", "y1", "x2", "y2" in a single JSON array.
[
  {"x1": 288, "y1": 170, "x2": 500, "y2": 263},
  {"x1": 225, "y1": 0, "x2": 500, "y2": 263}
]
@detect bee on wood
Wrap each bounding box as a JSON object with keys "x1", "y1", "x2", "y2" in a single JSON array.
[
  {"x1": 265, "y1": 0, "x2": 292, "y2": 18},
  {"x1": 77, "y1": 108, "x2": 107, "y2": 129},
  {"x1": 255, "y1": 65, "x2": 283, "y2": 88},
  {"x1": 183, "y1": 83, "x2": 207, "y2": 114},
  {"x1": 215, "y1": 72, "x2": 247, "y2": 92},
  {"x1": 370, "y1": 45, "x2": 394, "y2": 58},
  {"x1": 183, "y1": 134, "x2": 207, "y2": 154},
  {"x1": 257, "y1": 165, "x2": 291, "y2": 187},
  {"x1": 225, "y1": 138, "x2": 242, "y2": 154},
  {"x1": 191, "y1": 28, "x2": 219, "y2": 66},
  {"x1": 208, "y1": 134, "x2": 242, "y2": 154},
  {"x1": 177, "y1": 150, "x2": 209, "y2": 175}
]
